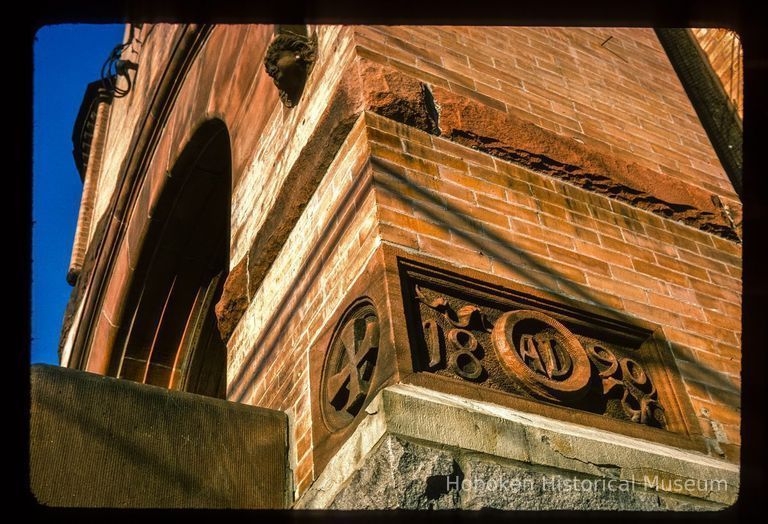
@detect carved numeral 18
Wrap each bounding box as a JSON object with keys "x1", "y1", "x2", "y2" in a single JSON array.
[{"x1": 447, "y1": 329, "x2": 483, "y2": 381}]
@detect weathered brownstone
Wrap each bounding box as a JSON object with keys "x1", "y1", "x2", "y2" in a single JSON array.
[
  {"x1": 215, "y1": 259, "x2": 249, "y2": 340},
  {"x1": 429, "y1": 85, "x2": 741, "y2": 241},
  {"x1": 358, "y1": 58, "x2": 439, "y2": 135}
]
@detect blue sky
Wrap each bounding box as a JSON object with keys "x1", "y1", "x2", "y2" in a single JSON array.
[{"x1": 32, "y1": 24, "x2": 125, "y2": 364}]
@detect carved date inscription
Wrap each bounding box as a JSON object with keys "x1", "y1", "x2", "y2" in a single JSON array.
[{"x1": 413, "y1": 285, "x2": 666, "y2": 429}]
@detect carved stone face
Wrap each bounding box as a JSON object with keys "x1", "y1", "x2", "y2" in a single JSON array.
[
  {"x1": 271, "y1": 50, "x2": 307, "y2": 107},
  {"x1": 264, "y1": 32, "x2": 317, "y2": 108},
  {"x1": 273, "y1": 50, "x2": 304, "y2": 82}
]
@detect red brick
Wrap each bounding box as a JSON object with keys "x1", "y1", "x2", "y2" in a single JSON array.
[
  {"x1": 536, "y1": 215, "x2": 578, "y2": 246},
  {"x1": 295, "y1": 427, "x2": 313, "y2": 463},
  {"x1": 548, "y1": 244, "x2": 611, "y2": 276},
  {"x1": 726, "y1": 264, "x2": 742, "y2": 279},
  {"x1": 444, "y1": 194, "x2": 511, "y2": 230},
  {"x1": 682, "y1": 317, "x2": 739, "y2": 345},
  {"x1": 419, "y1": 235, "x2": 493, "y2": 272},
  {"x1": 370, "y1": 143, "x2": 439, "y2": 177},
  {"x1": 677, "y1": 247, "x2": 728, "y2": 275},
  {"x1": 609, "y1": 265, "x2": 667, "y2": 294},
  {"x1": 375, "y1": 186, "x2": 415, "y2": 215},
  {"x1": 378, "y1": 206, "x2": 452, "y2": 241},
  {"x1": 492, "y1": 263, "x2": 560, "y2": 294},
  {"x1": 504, "y1": 188, "x2": 536, "y2": 210},
  {"x1": 573, "y1": 239, "x2": 633, "y2": 268},
  {"x1": 647, "y1": 291, "x2": 706, "y2": 320},
  {"x1": 622, "y1": 298, "x2": 683, "y2": 328},
  {"x1": 689, "y1": 277, "x2": 741, "y2": 305},
  {"x1": 493, "y1": 160, "x2": 555, "y2": 191},
  {"x1": 702, "y1": 309, "x2": 742, "y2": 332},
  {"x1": 711, "y1": 235, "x2": 742, "y2": 257},
  {"x1": 695, "y1": 398, "x2": 740, "y2": 426},
  {"x1": 367, "y1": 126, "x2": 403, "y2": 150},
  {"x1": 665, "y1": 282, "x2": 699, "y2": 304},
  {"x1": 380, "y1": 219, "x2": 421, "y2": 249},
  {"x1": 709, "y1": 271, "x2": 742, "y2": 292},
  {"x1": 469, "y1": 164, "x2": 532, "y2": 195},
  {"x1": 586, "y1": 274, "x2": 648, "y2": 303},
  {"x1": 592, "y1": 220, "x2": 624, "y2": 241},
  {"x1": 665, "y1": 220, "x2": 715, "y2": 247},
  {"x1": 403, "y1": 140, "x2": 467, "y2": 171},
  {"x1": 437, "y1": 179, "x2": 476, "y2": 203},
  {"x1": 694, "y1": 348, "x2": 740, "y2": 376},
  {"x1": 654, "y1": 252, "x2": 711, "y2": 282},
  {"x1": 632, "y1": 258, "x2": 689, "y2": 287},
  {"x1": 385, "y1": 56, "x2": 451, "y2": 89},
  {"x1": 722, "y1": 424, "x2": 741, "y2": 446},
  {"x1": 433, "y1": 137, "x2": 496, "y2": 168},
  {"x1": 677, "y1": 360, "x2": 734, "y2": 395},
  {"x1": 439, "y1": 167, "x2": 506, "y2": 200},
  {"x1": 684, "y1": 379, "x2": 712, "y2": 402},
  {"x1": 367, "y1": 112, "x2": 433, "y2": 146}
]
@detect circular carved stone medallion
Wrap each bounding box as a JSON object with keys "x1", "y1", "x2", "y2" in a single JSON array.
[
  {"x1": 492, "y1": 310, "x2": 591, "y2": 403},
  {"x1": 320, "y1": 300, "x2": 380, "y2": 432}
]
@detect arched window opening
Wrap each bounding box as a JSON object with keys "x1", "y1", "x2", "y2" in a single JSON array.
[{"x1": 114, "y1": 121, "x2": 231, "y2": 398}]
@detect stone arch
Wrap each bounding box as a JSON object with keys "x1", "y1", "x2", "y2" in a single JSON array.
[
  {"x1": 72, "y1": 26, "x2": 281, "y2": 383},
  {"x1": 107, "y1": 119, "x2": 232, "y2": 397}
]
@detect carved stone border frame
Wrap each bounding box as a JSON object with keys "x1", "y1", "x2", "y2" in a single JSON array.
[{"x1": 379, "y1": 244, "x2": 706, "y2": 454}]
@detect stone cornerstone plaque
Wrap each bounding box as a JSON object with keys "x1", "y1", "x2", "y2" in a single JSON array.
[
  {"x1": 309, "y1": 250, "x2": 706, "y2": 479},
  {"x1": 397, "y1": 257, "x2": 703, "y2": 449}
]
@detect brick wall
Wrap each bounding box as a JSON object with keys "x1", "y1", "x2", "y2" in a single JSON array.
[
  {"x1": 227, "y1": 115, "x2": 378, "y2": 495},
  {"x1": 230, "y1": 25, "x2": 357, "y2": 263},
  {"x1": 350, "y1": 28, "x2": 740, "y2": 463},
  {"x1": 230, "y1": 105, "x2": 741, "y2": 497},
  {"x1": 69, "y1": 25, "x2": 742, "y2": 500},
  {"x1": 229, "y1": 103, "x2": 741, "y2": 493},
  {"x1": 353, "y1": 26, "x2": 740, "y2": 204},
  {"x1": 692, "y1": 28, "x2": 743, "y2": 119},
  {"x1": 366, "y1": 110, "x2": 741, "y2": 461}
]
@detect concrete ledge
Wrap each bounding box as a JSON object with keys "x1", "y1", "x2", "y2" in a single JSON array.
[
  {"x1": 297, "y1": 383, "x2": 738, "y2": 509},
  {"x1": 30, "y1": 364, "x2": 290, "y2": 508}
]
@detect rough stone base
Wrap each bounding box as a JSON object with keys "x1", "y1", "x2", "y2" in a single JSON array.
[
  {"x1": 297, "y1": 384, "x2": 738, "y2": 510},
  {"x1": 328, "y1": 434, "x2": 719, "y2": 510},
  {"x1": 328, "y1": 435, "x2": 460, "y2": 509}
]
